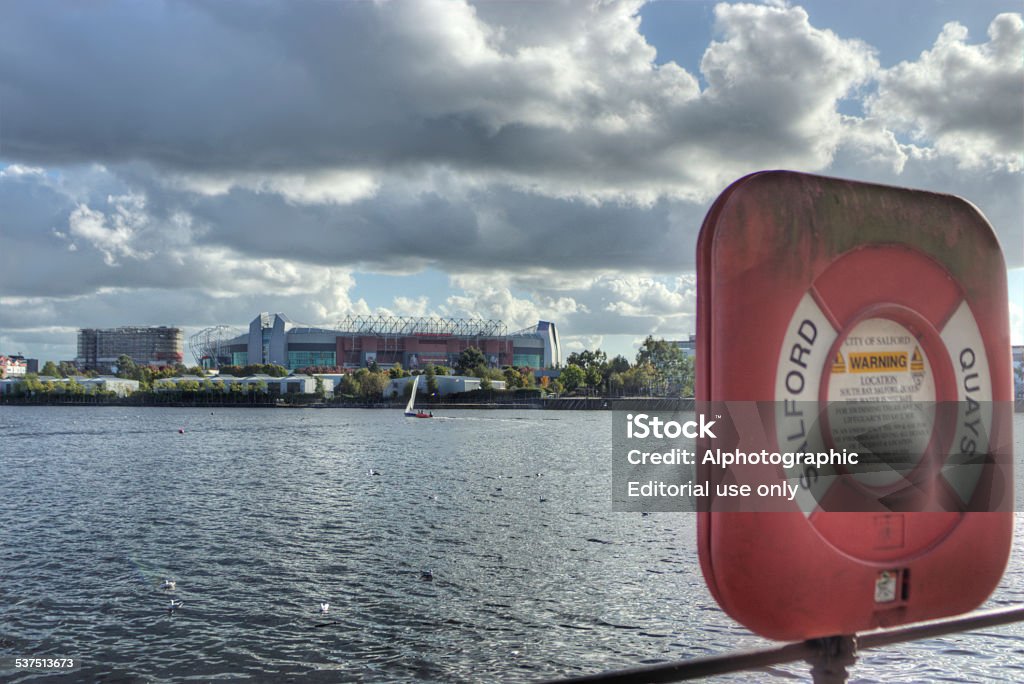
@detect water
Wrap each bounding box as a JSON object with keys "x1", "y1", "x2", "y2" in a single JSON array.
[{"x1": 1, "y1": 407, "x2": 1023, "y2": 683}]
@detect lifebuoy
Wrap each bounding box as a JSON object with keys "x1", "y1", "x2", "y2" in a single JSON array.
[{"x1": 696, "y1": 171, "x2": 1013, "y2": 640}]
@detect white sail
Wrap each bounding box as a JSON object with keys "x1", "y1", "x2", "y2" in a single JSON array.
[{"x1": 404, "y1": 375, "x2": 420, "y2": 414}]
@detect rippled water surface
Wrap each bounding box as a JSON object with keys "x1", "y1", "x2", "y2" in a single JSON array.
[{"x1": 2, "y1": 407, "x2": 1024, "y2": 683}]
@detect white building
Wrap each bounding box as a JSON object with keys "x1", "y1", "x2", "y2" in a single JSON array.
[
  {"x1": 152, "y1": 373, "x2": 330, "y2": 396},
  {"x1": 385, "y1": 374, "x2": 506, "y2": 399},
  {"x1": 0, "y1": 375, "x2": 139, "y2": 396},
  {"x1": 0, "y1": 356, "x2": 27, "y2": 378}
]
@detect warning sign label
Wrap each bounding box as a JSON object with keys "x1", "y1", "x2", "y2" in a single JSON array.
[
  {"x1": 826, "y1": 317, "x2": 935, "y2": 486},
  {"x1": 827, "y1": 320, "x2": 932, "y2": 403},
  {"x1": 846, "y1": 351, "x2": 908, "y2": 372}
]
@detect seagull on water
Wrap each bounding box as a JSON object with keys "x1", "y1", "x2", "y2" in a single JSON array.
[
  {"x1": 420, "y1": 569, "x2": 434, "y2": 582},
  {"x1": 319, "y1": 603, "x2": 330, "y2": 614},
  {"x1": 162, "y1": 579, "x2": 176, "y2": 591},
  {"x1": 168, "y1": 599, "x2": 183, "y2": 613}
]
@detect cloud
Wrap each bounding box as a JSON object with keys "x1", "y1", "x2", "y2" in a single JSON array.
[
  {"x1": 68, "y1": 194, "x2": 153, "y2": 265},
  {"x1": 443, "y1": 273, "x2": 585, "y2": 332},
  {"x1": 868, "y1": 13, "x2": 1024, "y2": 171},
  {"x1": 0, "y1": 0, "x2": 881, "y2": 204},
  {"x1": 699, "y1": 2, "x2": 878, "y2": 170},
  {"x1": 167, "y1": 169, "x2": 380, "y2": 205},
  {"x1": 0, "y1": 2, "x2": 1021, "y2": 362},
  {"x1": 391, "y1": 296, "x2": 431, "y2": 317},
  {"x1": 563, "y1": 335, "x2": 605, "y2": 355},
  {"x1": 603, "y1": 275, "x2": 696, "y2": 318}
]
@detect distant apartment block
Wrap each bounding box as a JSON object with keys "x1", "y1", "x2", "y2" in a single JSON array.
[
  {"x1": 673, "y1": 334, "x2": 697, "y2": 359},
  {"x1": 76, "y1": 326, "x2": 184, "y2": 372}
]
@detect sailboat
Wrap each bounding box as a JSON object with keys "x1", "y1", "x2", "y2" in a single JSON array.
[{"x1": 404, "y1": 375, "x2": 432, "y2": 418}]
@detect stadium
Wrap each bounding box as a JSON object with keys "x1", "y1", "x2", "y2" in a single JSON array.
[{"x1": 190, "y1": 313, "x2": 560, "y2": 372}]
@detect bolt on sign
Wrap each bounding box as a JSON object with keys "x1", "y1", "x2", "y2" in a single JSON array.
[{"x1": 695, "y1": 171, "x2": 1014, "y2": 641}]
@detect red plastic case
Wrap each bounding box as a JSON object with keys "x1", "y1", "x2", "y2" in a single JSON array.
[{"x1": 696, "y1": 171, "x2": 1013, "y2": 640}]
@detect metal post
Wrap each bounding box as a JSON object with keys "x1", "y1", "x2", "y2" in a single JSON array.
[{"x1": 806, "y1": 635, "x2": 857, "y2": 684}]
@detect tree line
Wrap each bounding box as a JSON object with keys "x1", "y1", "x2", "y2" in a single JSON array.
[{"x1": 560, "y1": 336, "x2": 694, "y2": 397}]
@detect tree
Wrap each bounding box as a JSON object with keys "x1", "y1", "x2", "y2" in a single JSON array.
[
  {"x1": 636, "y1": 336, "x2": 693, "y2": 396},
  {"x1": 358, "y1": 370, "x2": 388, "y2": 400},
  {"x1": 457, "y1": 346, "x2": 487, "y2": 374},
  {"x1": 425, "y1": 365, "x2": 439, "y2": 397},
  {"x1": 566, "y1": 349, "x2": 607, "y2": 372},
  {"x1": 59, "y1": 360, "x2": 82, "y2": 377},
  {"x1": 608, "y1": 355, "x2": 630, "y2": 374},
  {"x1": 40, "y1": 361, "x2": 61, "y2": 377},
  {"x1": 559, "y1": 364, "x2": 585, "y2": 393},
  {"x1": 314, "y1": 376, "x2": 326, "y2": 399},
  {"x1": 473, "y1": 364, "x2": 504, "y2": 382},
  {"x1": 503, "y1": 367, "x2": 526, "y2": 389},
  {"x1": 177, "y1": 379, "x2": 202, "y2": 392},
  {"x1": 388, "y1": 363, "x2": 407, "y2": 379},
  {"x1": 115, "y1": 354, "x2": 137, "y2": 379},
  {"x1": 339, "y1": 374, "x2": 361, "y2": 398}
]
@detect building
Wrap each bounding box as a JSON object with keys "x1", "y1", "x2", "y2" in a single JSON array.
[
  {"x1": 0, "y1": 355, "x2": 28, "y2": 378},
  {"x1": 199, "y1": 313, "x2": 561, "y2": 372},
  {"x1": 673, "y1": 334, "x2": 697, "y2": 359},
  {"x1": 152, "y1": 373, "x2": 329, "y2": 396},
  {"x1": 2, "y1": 354, "x2": 38, "y2": 375},
  {"x1": 0, "y1": 376, "x2": 139, "y2": 396},
  {"x1": 77, "y1": 326, "x2": 184, "y2": 372},
  {"x1": 385, "y1": 374, "x2": 506, "y2": 399}
]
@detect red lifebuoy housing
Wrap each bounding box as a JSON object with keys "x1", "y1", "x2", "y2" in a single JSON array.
[{"x1": 696, "y1": 171, "x2": 1013, "y2": 641}]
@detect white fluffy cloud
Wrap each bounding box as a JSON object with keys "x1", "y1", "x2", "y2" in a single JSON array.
[
  {"x1": 869, "y1": 13, "x2": 1024, "y2": 171},
  {"x1": 68, "y1": 194, "x2": 153, "y2": 265}
]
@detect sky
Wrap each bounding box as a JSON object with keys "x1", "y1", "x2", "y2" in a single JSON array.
[{"x1": 1, "y1": 0, "x2": 1021, "y2": 366}]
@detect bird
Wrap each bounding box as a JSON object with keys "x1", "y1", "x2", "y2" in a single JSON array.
[
  {"x1": 162, "y1": 579, "x2": 176, "y2": 591},
  {"x1": 319, "y1": 603, "x2": 330, "y2": 614},
  {"x1": 368, "y1": 468, "x2": 380, "y2": 476},
  {"x1": 168, "y1": 599, "x2": 183, "y2": 613},
  {"x1": 420, "y1": 569, "x2": 434, "y2": 582}
]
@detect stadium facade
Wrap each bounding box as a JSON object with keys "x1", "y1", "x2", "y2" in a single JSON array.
[
  {"x1": 194, "y1": 313, "x2": 560, "y2": 371},
  {"x1": 76, "y1": 326, "x2": 184, "y2": 372}
]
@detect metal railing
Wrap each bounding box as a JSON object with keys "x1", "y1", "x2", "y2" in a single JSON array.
[{"x1": 539, "y1": 605, "x2": 1024, "y2": 684}]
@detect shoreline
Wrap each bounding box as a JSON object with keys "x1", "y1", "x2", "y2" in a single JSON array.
[
  {"x1": 0, "y1": 396, "x2": 698, "y2": 411},
  {"x1": 4, "y1": 397, "x2": 1022, "y2": 412}
]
